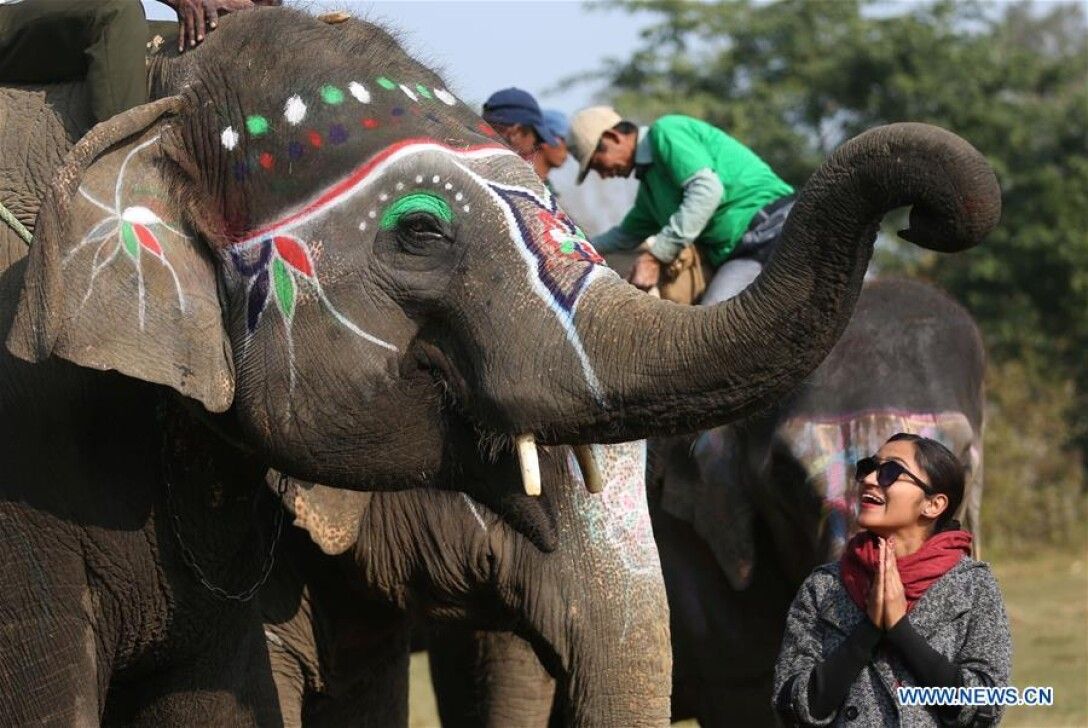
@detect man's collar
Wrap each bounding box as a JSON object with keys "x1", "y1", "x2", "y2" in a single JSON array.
[{"x1": 634, "y1": 126, "x2": 653, "y2": 178}]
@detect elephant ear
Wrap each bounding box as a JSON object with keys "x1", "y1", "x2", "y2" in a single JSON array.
[
  {"x1": 6, "y1": 97, "x2": 234, "y2": 412},
  {"x1": 276, "y1": 472, "x2": 372, "y2": 556}
]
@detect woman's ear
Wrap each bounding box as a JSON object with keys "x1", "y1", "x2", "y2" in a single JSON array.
[
  {"x1": 6, "y1": 97, "x2": 234, "y2": 411},
  {"x1": 923, "y1": 492, "x2": 950, "y2": 521}
]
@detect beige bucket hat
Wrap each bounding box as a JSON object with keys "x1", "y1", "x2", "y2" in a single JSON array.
[{"x1": 569, "y1": 105, "x2": 623, "y2": 183}]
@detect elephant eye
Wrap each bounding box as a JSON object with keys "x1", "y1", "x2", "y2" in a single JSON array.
[
  {"x1": 380, "y1": 192, "x2": 454, "y2": 254},
  {"x1": 396, "y1": 212, "x2": 450, "y2": 252}
]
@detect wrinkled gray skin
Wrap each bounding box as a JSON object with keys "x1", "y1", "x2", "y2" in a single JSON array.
[
  {"x1": 432, "y1": 279, "x2": 986, "y2": 727},
  {"x1": 261, "y1": 441, "x2": 666, "y2": 727},
  {"x1": 0, "y1": 6, "x2": 997, "y2": 726}
]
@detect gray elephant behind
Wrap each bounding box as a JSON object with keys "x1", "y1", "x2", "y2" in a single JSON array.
[{"x1": 260, "y1": 441, "x2": 669, "y2": 727}]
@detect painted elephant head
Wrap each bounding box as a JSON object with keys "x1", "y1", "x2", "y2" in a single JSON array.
[
  {"x1": 263, "y1": 441, "x2": 669, "y2": 727},
  {"x1": 7, "y1": 8, "x2": 1000, "y2": 496}
]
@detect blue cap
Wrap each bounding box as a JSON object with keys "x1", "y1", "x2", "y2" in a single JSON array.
[
  {"x1": 481, "y1": 88, "x2": 558, "y2": 146},
  {"x1": 542, "y1": 109, "x2": 570, "y2": 143}
]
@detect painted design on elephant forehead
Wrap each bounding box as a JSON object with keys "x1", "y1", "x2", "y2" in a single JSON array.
[
  {"x1": 468, "y1": 175, "x2": 608, "y2": 402},
  {"x1": 66, "y1": 135, "x2": 188, "y2": 330},
  {"x1": 779, "y1": 410, "x2": 977, "y2": 557},
  {"x1": 225, "y1": 140, "x2": 510, "y2": 362},
  {"x1": 568, "y1": 442, "x2": 659, "y2": 578}
]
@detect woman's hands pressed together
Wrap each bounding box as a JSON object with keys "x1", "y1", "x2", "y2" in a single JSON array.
[{"x1": 866, "y1": 536, "x2": 909, "y2": 630}]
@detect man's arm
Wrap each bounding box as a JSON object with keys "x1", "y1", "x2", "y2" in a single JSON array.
[{"x1": 647, "y1": 168, "x2": 723, "y2": 263}]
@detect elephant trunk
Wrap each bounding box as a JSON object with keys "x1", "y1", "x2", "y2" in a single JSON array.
[
  {"x1": 550, "y1": 123, "x2": 999, "y2": 442},
  {"x1": 497, "y1": 443, "x2": 671, "y2": 726}
]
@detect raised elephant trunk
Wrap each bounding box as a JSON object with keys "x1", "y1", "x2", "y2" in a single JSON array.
[{"x1": 553, "y1": 123, "x2": 999, "y2": 443}]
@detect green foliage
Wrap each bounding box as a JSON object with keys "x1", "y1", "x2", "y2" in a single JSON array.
[
  {"x1": 982, "y1": 360, "x2": 1087, "y2": 555},
  {"x1": 592, "y1": 0, "x2": 1088, "y2": 510}
]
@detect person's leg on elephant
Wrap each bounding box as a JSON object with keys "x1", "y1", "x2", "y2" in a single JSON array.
[
  {"x1": 0, "y1": 0, "x2": 148, "y2": 123},
  {"x1": 699, "y1": 194, "x2": 796, "y2": 306}
]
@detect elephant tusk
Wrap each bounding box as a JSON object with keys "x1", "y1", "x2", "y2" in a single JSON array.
[
  {"x1": 515, "y1": 434, "x2": 541, "y2": 496},
  {"x1": 574, "y1": 444, "x2": 604, "y2": 494}
]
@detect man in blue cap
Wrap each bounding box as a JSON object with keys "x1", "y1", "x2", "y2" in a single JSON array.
[
  {"x1": 482, "y1": 88, "x2": 559, "y2": 180},
  {"x1": 539, "y1": 109, "x2": 570, "y2": 187}
]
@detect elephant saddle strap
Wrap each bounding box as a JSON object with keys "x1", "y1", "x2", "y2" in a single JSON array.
[{"x1": 657, "y1": 244, "x2": 710, "y2": 305}]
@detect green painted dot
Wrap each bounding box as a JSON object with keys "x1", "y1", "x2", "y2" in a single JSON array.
[
  {"x1": 380, "y1": 192, "x2": 454, "y2": 230},
  {"x1": 376, "y1": 76, "x2": 397, "y2": 90},
  {"x1": 415, "y1": 84, "x2": 433, "y2": 99},
  {"x1": 245, "y1": 115, "x2": 269, "y2": 136},
  {"x1": 320, "y1": 85, "x2": 344, "y2": 105},
  {"x1": 560, "y1": 240, "x2": 576, "y2": 254}
]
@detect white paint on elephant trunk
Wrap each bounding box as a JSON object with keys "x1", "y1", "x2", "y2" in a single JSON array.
[
  {"x1": 515, "y1": 434, "x2": 541, "y2": 496},
  {"x1": 574, "y1": 444, "x2": 604, "y2": 493},
  {"x1": 461, "y1": 493, "x2": 489, "y2": 532}
]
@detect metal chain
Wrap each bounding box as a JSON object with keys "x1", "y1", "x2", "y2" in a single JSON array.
[{"x1": 161, "y1": 437, "x2": 287, "y2": 602}]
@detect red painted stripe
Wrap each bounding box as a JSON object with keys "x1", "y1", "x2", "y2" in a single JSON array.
[{"x1": 237, "y1": 138, "x2": 505, "y2": 243}]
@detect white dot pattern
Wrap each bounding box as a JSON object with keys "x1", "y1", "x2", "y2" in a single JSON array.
[{"x1": 284, "y1": 95, "x2": 307, "y2": 125}]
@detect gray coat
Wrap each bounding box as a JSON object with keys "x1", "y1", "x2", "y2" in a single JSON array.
[{"x1": 773, "y1": 557, "x2": 1011, "y2": 727}]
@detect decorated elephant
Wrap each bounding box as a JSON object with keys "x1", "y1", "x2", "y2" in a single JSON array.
[
  {"x1": 260, "y1": 441, "x2": 663, "y2": 727},
  {"x1": 0, "y1": 5, "x2": 997, "y2": 726},
  {"x1": 654, "y1": 277, "x2": 986, "y2": 725},
  {"x1": 427, "y1": 278, "x2": 987, "y2": 726}
]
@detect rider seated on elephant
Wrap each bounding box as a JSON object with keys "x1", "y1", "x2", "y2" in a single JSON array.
[
  {"x1": 568, "y1": 106, "x2": 795, "y2": 304},
  {"x1": 773, "y1": 433, "x2": 1011, "y2": 727},
  {"x1": 481, "y1": 87, "x2": 563, "y2": 188},
  {"x1": 0, "y1": 0, "x2": 279, "y2": 125}
]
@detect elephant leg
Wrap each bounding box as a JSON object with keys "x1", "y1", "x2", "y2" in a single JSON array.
[
  {"x1": 0, "y1": 512, "x2": 107, "y2": 727},
  {"x1": 653, "y1": 507, "x2": 784, "y2": 727},
  {"x1": 266, "y1": 635, "x2": 305, "y2": 728},
  {"x1": 475, "y1": 631, "x2": 555, "y2": 728},
  {"x1": 104, "y1": 618, "x2": 282, "y2": 727},
  {"x1": 429, "y1": 626, "x2": 555, "y2": 728}
]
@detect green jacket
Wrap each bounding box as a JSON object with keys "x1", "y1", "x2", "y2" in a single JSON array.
[{"x1": 596, "y1": 115, "x2": 793, "y2": 267}]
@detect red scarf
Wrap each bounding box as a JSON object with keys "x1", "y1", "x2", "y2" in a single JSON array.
[{"x1": 840, "y1": 530, "x2": 972, "y2": 613}]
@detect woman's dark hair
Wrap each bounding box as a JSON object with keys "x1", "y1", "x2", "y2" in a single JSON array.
[
  {"x1": 613, "y1": 120, "x2": 639, "y2": 135},
  {"x1": 886, "y1": 432, "x2": 966, "y2": 533}
]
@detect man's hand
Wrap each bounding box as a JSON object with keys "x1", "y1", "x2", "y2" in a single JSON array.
[
  {"x1": 161, "y1": 0, "x2": 256, "y2": 51},
  {"x1": 628, "y1": 251, "x2": 663, "y2": 291},
  {"x1": 882, "y1": 536, "x2": 908, "y2": 629},
  {"x1": 866, "y1": 537, "x2": 885, "y2": 629}
]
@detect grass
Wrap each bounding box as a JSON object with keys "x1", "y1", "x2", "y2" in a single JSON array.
[
  {"x1": 990, "y1": 547, "x2": 1088, "y2": 727},
  {"x1": 408, "y1": 549, "x2": 1088, "y2": 726}
]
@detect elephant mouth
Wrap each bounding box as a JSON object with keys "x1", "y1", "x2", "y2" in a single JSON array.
[{"x1": 410, "y1": 338, "x2": 605, "y2": 499}]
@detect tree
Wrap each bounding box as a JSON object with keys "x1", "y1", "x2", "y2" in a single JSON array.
[{"x1": 588, "y1": 0, "x2": 1088, "y2": 484}]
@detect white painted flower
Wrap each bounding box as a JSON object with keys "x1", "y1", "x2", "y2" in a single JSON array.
[
  {"x1": 444, "y1": 182, "x2": 453, "y2": 190},
  {"x1": 434, "y1": 88, "x2": 457, "y2": 106},
  {"x1": 455, "y1": 192, "x2": 463, "y2": 201},
  {"x1": 415, "y1": 175, "x2": 424, "y2": 184},
  {"x1": 399, "y1": 84, "x2": 418, "y2": 102},
  {"x1": 432, "y1": 175, "x2": 440, "y2": 183},
  {"x1": 379, "y1": 192, "x2": 389, "y2": 201},
  {"x1": 221, "y1": 126, "x2": 239, "y2": 150},
  {"x1": 284, "y1": 95, "x2": 307, "y2": 125},
  {"x1": 358, "y1": 221, "x2": 367, "y2": 231},
  {"x1": 121, "y1": 206, "x2": 162, "y2": 225},
  {"x1": 396, "y1": 182, "x2": 405, "y2": 190},
  {"x1": 463, "y1": 204, "x2": 471, "y2": 213},
  {"x1": 349, "y1": 81, "x2": 370, "y2": 103}
]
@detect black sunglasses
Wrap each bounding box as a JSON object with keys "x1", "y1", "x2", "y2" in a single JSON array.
[{"x1": 854, "y1": 456, "x2": 933, "y2": 494}]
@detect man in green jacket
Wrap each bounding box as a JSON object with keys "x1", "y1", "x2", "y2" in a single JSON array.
[{"x1": 569, "y1": 106, "x2": 795, "y2": 304}]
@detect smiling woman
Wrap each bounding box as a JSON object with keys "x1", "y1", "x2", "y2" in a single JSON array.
[{"x1": 774, "y1": 434, "x2": 1012, "y2": 727}]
